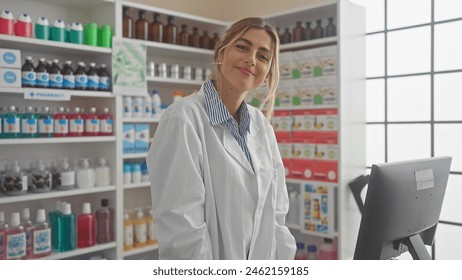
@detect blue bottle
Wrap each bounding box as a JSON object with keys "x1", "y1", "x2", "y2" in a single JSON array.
[
  {"x1": 20, "y1": 106, "x2": 38, "y2": 138},
  {"x1": 38, "y1": 106, "x2": 54, "y2": 137},
  {"x1": 56, "y1": 202, "x2": 76, "y2": 252}
]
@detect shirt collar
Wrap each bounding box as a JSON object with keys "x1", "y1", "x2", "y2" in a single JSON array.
[{"x1": 203, "y1": 80, "x2": 251, "y2": 134}]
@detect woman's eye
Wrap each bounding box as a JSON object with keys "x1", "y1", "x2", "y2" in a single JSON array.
[
  {"x1": 259, "y1": 54, "x2": 269, "y2": 61},
  {"x1": 236, "y1": 44, "x2": 247, "y2": 50}
]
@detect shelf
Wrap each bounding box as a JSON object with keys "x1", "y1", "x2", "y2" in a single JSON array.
[
  {"x1": 146, "y1": 76, "x2": 204, "y2": 87},
  {"x1": 280, "y1": 37, "x2": 337, "y2": 51},
  {"x1": 123, "y1": 181, "x2": 151, "y2": 190},
  {"x1": 123, "y1": 243, "x2": 158, "y2": 257},
  {"x1": 0, "y1": 34, "x2": 112, "y2": 56},
  {"x1": 0, "y1": 87, "x2": 114, "y2": 98},
  {"x1": 122, "y1": 117, "x2": 160, "y2": 123},
  {"x1": 42, "y1": 242, "x2": 117, "y2": 260},
  {"x1": 274, "y1": 104, "x2": 338, "y2": 111},
  {"x1": 0, "y1": 87, "x2": 23, "y2": 94},
  {"x1": 123, "y1": 153, "x2": 148, "y2": 159},
  {"x1": 38, "y1": 0, "x2": 115, "y2": 9},
  {"x1": 0, "y1": 185, "x2": 116, "y2": 205},
  {"x1": 0, "y1": 136, "x2": 116, "y2": 145}
]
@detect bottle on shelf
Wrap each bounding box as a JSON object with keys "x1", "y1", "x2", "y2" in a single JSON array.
[
  {"x1": 98, "y1": 64, "x2": 111, "y2": 91},
  {"x1": 75, "y1": 61, "x2": 88, "y2": 90},
  {"x1": 189, "y1": 27, "x2": 200, "y2": 48},
  {"x1": 5, "y1": 212, "x2": 26, "y2": 260},
  {"x1": 77, "y1": 202, "x2": 96, "y2": 248},
  {"x1": 68, "y1": 107, "x2": 84, "y2": 137},
  {"x1": 0, "y1": 211, "x2": 8, "y2": 260},
  {"x1": 123, "y1": 162, "x2": 132, "y2": 184},
  {"x1": 293, "y1": 21, "x2": 304, "y2": 42},
  {"x1": 21, "y1": 56, "x2": 36, "y2": 88},
  {"x1": 98, "y1": 107, "x2": 113, "y2": 136},
  {"x1": 3, "y1": 160, "x2": 27, "y2": 195},
  {"x1": 3, "y1": 105, "x2": 20, "y2": 138},
  {"x1": 200, "y1": 30, "x2": 211, "y2": 49},
  {"x1": 319, "y1": 238, "x2": 337, "y2": 260},
  {"x1": 123, "y1": 210, "x2": 134, "y2": 251},
  {"x1": 132, "y1": 95, "x2": 143, "y2": 118},
  {"x1": 313, "y1": 19, "x2": 324, "y2": 39},
  {"x1": 149, "y1": 12, "x2": 163, "y2": 42},
  {"x1": 76, "y1": 158, "x2": 96, "y2": 188},
  {"x1": 49, "y1": 59, "x2": 63, "y2": 89},
  {"x1": 48, "y1": 200, "x2": 61, "y2": 250},
  {"x1": 15, "y1": 13, "x2": 32, "y2": 38},
  {"x1": 178, "y1": 24, "x2": 189, "y2": 46},
  {"x1": 164, "y1": 15, "x2": 177, "y2": 44},
  {"x1": 21, "y1": 208, "x2": 33, "y2": 259},
  {"x1": 294, "y1": 242, "x2": 306, "y2": 260},
  {"x1": 135, "y1": 10, "x2": 149, "y2": 40},
  {"x1": 30, "y1": 160, "x2": 52, "y2": 193},
  {"x1": 96, "y1": 198, "x2": 114, "y2": 244},
  {"x1": 62, "y1": 60, "x2": 75, "y2": 89},
  {"x1": 305, "y1": 21, "x2": 314, "y2": 40},
  {"x1": 56, "y1": 202, "x2": 76, "y2": 252},
  {"x1": 53, "y1": 106, "x2": 69, "y2": 137},
  {"x1": 0, "y1": 10, "x2": 14, "y2": 35},
  {"x1": 325, "y1": 17, "x2": 336, "y2": 37},
  {"x1": 210, "y1": 32, "x2": 220, "y2": 50},
  {"x1": 133, "y1": 208, "x2": 147, "y2": 248},
  {"x1": 95, "y1": 158, "x2": 111, "y2": 187},
  {"x1": 56, "y1": 158, "x2": 75, "y2": 190},
  {"x1": 306, "y1": 245, "x2": 318, "y2": 260},
  {"x1": 122, "y1": 6, "x2": 133, "y2": 38},
  {"x1": 46, "y1": 60, "x2": 53, "y2": 74},
  {"x1": 132, "y1": 162, "x2": 141, "y2": 183},
  {"x1": 20, "y1": 106, "x2": 38, "y2": 138},
  {"x1": 84, "y1": 107, "x2": 100, "y2": 136},
  {"x1": 86, "y1": 62, "x2": 99, "y2": 91},
  {"x1": 281, "y1": 28, "x2": 292, "y2": 44},
  {"x1": 0, "y1": 106, "x2": 5, "y2": 139},
  {"x1": 35, "y1": 58, "x2": 49, "y2": 88},
  {"x1": 143, "y1": 90, "x2": 152, "y2": 118},
  {"x1": 123, "y1": 96, "x2": 133, "y2": 118},
  {"x1": 141, "y1": 162, "x2": 149, "y2": 182},
  {"x1": 31, "y1": 209, "x2": 51, "y2": 259},
  {"x1": 38, "y1": 106, "x2": 54, "y2": 137},
  {"x1": 145, "y1": 207, "x2": 156, "y2": 245}
]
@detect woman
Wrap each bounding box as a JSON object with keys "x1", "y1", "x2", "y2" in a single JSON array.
[{"x1": 146, "y1": 17, "x2": 296, "y2": 260}]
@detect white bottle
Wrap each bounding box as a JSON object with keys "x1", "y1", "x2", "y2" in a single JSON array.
[
  {"x1": 132, "y1": 96, "x2": 143, "y2": 118},
  {"x1": 57, "y1": 157, "x2": 75, "y2": 190},
  {"x1": 143, "y1": 91, "x2": 152, "y2": 118},
  {"x1": 76, "y1": 158, "x2": 95, "y2": 188},
  {"x1": 123, "y1": 96, "x2": 132, "y2": 118},
  {"x1": 132, "y1": 163, "x2": 141, "y2": 184},
  {"x1": 151, "y1": 89, "x2": 162, "y2": 118},
  {"x1": 95, "y1": 158, "x2": 111, "y2": 187}
]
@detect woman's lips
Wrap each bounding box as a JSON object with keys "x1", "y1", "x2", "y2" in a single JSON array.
[{"x1": 238, "y1": 67, "x2": 254, "y2": 76}]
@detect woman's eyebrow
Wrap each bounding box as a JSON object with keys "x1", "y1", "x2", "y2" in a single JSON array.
[{"x1": 235, "y1": 38, "x2": 271, "y2": 55}]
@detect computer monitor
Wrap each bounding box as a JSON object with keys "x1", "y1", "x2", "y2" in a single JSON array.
[{"x1": 353, "y1": 156, "x2": 452, "y2": 260}]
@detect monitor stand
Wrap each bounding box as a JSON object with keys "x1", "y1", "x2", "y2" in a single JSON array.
[{"x1": 403, "y1": 234, "x2": 432, "y2": 260}]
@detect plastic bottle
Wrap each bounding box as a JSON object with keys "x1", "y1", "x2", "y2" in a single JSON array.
[
  {"x1": 48, "y1": 200, "x2": 61, "y2": 250},
  {"x1": 0, "y1": 106, "x2": 5, "y2": 139},
  {"x1": 293, "y1": 21, "x2": 304, "y2": 42},
  {"x1": 21, "y1": 208, "x2": 33, "y2": 259},
  {"x1": 189, "y1": 27, "x2": 200, "y2": 48},
  {"x1": 68, "y1": 107, "x2": 84, "y2": 137},
  {"x1": 325, "y1": 17, "x2": 336, "y2": 37},
  {"x1": 56, "y1": 202, "x2": 76, "y2": 252},
  {"x1": 31, "y1": 209, "x2": 51, "y2": 258},
  {"x1": 164, "y1": 16, "x2": 177, "y2": 44},
  {"x1": 3, "y1": 160, "x2": 28, "y2": 195},
  {"x1": 143, "y1": 90, "x2": 152, "y2": 118},
  {"x1": 49, "y1": 59, "x2": 63, "y2": 89},
  {"x1": 149, "y1": 13, "x2": 163, "y2": 42},
  {"x1": 21, "y1": 56, "x2": 36, "y2": 87},
  {"x1": 77, "y1": 202, "x2": 96, "y2": 248},
  {"x1": 0, "y1": 10, "x2": 15, "y2": 35},
  {"x1": 38, "y1": 106, "x2": 54, "y2": 137},
  {"x1": 20, "y1": 106, "x2": 38, "y2": 138},
  {"x1": 135, "y1": 10, "x2": 149, "y2": 40},
  {"x1": 0, "y1": 211, "x2": 8, "y2": 260},
  {"x1": 56, "y1": 158, "x2": 75, "y2": 190},
  {"x1": 76, "y1": 158, "x2": 95, "y2": 188},
  {"x1": 5, "y1": 212, "x2": 26, "y2": 259},
  {"x1": 123, "y1": 210, "x2": 134, "y2": 251},
  {"x1": 294, "y1": 242, "x2": 306, "y2": 260},
  {"x1": 133, "y1": 209, "x2": 147, "y2": 248},
  {"x1": 96, "y1": 198, "x2": 114, "y2": 244},
  {"x1": 132, "y1": 162, "x2": 142, "y2": 183},
  {"x1": 319, "y1": 238, "x2": 337, "y2": 260},
  {"x1": 123, "y1": 96, "x2": 133, "y2": 118},
  {"x1": 141, "y1": 162, "x2": 149, "y2": 182},
  {"x1": 62, "y1": 60, "x2": 75, "y2": 89},
  {"x1": 35, "y1": 58, "x2": 49, "y2": 88},
  {"x1": 178, "y1": 24, "x2": 189, "y2": 46},
  {"x1": 53, "y1": 106, "x2": 68, "y2": 137},
  {"x1": 306, "y1": 245, "x2": 318, "y2": 260},
  {"x1": 98, "y1": 64, "x2": 111, "y2": 91},
  {"x1": 145, "y1": 207, "x2": 156, "y2": 245},
  {"x1": 123, "y1": 162, "x2": 132, "y2": 184},
  {"x1": 95, "y1": 158, "x2": 111, "y2": 187},
  {"x1": 98, "y1": 107, "x2": 113, "y2": 136},
  {"x1": 84, "y1": 107, "x2": 99, "y2": 136},
  {"x1": 86, "y1": 62, "x2": 99, "y2": 91},
  {"x1": 122, "y1": 6, "x2": 133, "y2": 38},
  {"x1": 30, "y1": 160, "x2": 52, "y2": 193},
  {"x1": 75, "y1": 61, "x2": 88, "y2": 90},
  {"x1": 151, "y1": 89, "x2": 162, "y2": 118},
  {"x1": 3, "y1": 105, "x2": 20, "y2": 138},
  {"x1": 132, "y1": 95, "x2": 143, "y2": 118}
]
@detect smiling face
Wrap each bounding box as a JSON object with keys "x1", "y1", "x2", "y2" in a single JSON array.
[{"x1": 218, "y1": 28, "x2": 273, "y2": 96}]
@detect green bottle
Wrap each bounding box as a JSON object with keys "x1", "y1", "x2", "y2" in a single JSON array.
[
  {"x1": 3, "y1": 105, "x2": 20, "y2": 139},
  {"x1": 0, "y1": 106, "x2": 6, "y2": 139},
  {"x1": 21, "y1": 106, "x2": 38, "y2": 138},
  {"x1": 56, "y1": 202, "x2": 76, "y2": 252}
]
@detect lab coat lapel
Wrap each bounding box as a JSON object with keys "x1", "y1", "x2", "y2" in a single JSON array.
[{"x1": 220, "y1": 125, "x2": 254, "y2": 174}]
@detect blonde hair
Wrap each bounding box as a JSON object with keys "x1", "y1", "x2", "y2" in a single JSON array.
[{"x1": 210, "y1": 17, "x2": 280, "y2": 120}]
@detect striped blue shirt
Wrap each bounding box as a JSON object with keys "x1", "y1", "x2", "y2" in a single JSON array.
[{"x1": 203, "y1": 80, "x2": 254, "y2": 171}]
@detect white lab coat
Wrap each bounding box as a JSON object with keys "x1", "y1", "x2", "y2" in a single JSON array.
[{"x1": 146, "y1": 84, "x2": 296, "y2": 260}]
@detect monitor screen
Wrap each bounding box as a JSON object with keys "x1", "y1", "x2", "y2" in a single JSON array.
[{"x1": 353, "y1": 156, "x2": 452, "y2": 260}]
